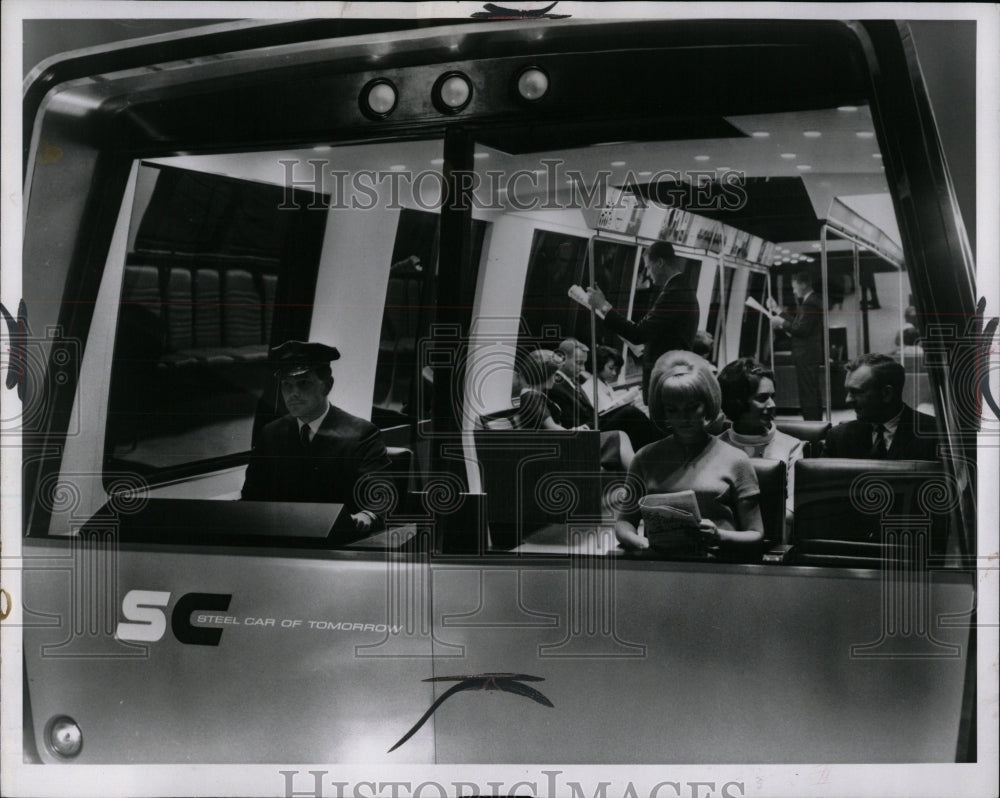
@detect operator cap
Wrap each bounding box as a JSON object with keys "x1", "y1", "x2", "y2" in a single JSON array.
[{"x1": 270, "y1": 340, "x2": 341, "y2": 378}]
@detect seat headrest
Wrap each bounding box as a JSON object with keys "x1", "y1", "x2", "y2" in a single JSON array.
[
  {"x1": 775, "y1": 420, "x2": 832, "y2": 442},
  {"x1": 750, "y1": 457, "x2": 785, "y2": 480},
  {"x1": 796, "y1": 457, "x2": 942, "y2": 482}
]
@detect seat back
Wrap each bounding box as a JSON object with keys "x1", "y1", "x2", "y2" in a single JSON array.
[
  {"x1": 261, "y1": 272, "x2": 278, "y2": 342},
  {"x1": 166, "y1": 267, "x2": 194, "y2": 351},
  {"x1": 193, "y1": 268, "x2": 222, "y2": 348},
  {"x1": 750, "y1": 458, "x2": 786, "y2": 548},
  {"x1": 121, "y1": 264, "x2": 163, "y2": 313},
  {"x1": 776, "y1": 420, "x2": 831, "y2": 457},
  {"x1": 472, "y1": 430, "x2": 602, "y2": 549},
  {"x1": 384, "y1": 446, "x2": 414, "y2": 516},
  {"x1": 222, "y1": 268, "x2": 263, "y2": 348},
  {"x1": 793, "y1": 458, "x2": 950, "y2": 567}
]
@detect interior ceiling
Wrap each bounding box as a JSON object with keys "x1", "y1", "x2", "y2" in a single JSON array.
[{"x1": 148, "y1": 104, "x2": 892, "y2": 252}]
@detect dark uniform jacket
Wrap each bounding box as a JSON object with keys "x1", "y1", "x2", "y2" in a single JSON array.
[
  {"x1": 602, "y1": 273, "x2": 699, "y2": 401},
  {"x1": 241, "y1": 405, "x2": 392, "y2": 513},
  {"x1": 823, "y1": 404, "x2": 940, "y2": 460}
]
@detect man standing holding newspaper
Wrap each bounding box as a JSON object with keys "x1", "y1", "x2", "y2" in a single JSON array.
[
  {"x1": 766, "y1": 272, "x2": 825, "y2": 421},
  {"x1": 585, "y1": 241, "x2": 699, "y2": 403}
]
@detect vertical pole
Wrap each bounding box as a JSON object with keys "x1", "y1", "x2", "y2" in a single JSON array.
[
  {"x1": 586, "y1": 236, "x2": 599, "y2": 431},
  {"x1": 857, "y1": 243, "x2": 870, "y2": 355},
  {"x1": 624, "y1": 244, "x2": 642, "y2": 382},
  {"x1": 766, "y1": 269, "x2": 775, "y2": 373},
  {"x1": 897, "y1": 263, "x2": 906, "y2": 364},
  {"x1": 820, "y1": 225, "x2": 832, "y2": 422},
  {"x1": 717, "y1": 255, "x2": 726, "y2": 363},
  {"x1": 851, "y1": 236, "x2": 862, "y2": 360}
]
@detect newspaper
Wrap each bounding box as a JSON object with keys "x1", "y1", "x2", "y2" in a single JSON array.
[
  {"x1": 639, "y1": 490, "x2": 703, "y2": 551},
  {"x1": 567, "y1": 284, "x2": 606, "y2": 318}
]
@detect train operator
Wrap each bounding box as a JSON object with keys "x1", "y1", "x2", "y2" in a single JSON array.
[{"x1": 241, "y1": 340, "x2": 392, "y2": 531}]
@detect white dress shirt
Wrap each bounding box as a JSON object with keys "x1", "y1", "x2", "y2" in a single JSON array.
[{"x1": 296, "y1": 403, "x2": 331, "y2": 443}]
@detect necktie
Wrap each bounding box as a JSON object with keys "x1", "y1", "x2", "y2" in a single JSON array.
[
  {"x1": 871, "y1": 423, "x2": 887, "y2": 458},
  {"x1": 300, "y1": 424, "x2": 312, "y2": 448}
]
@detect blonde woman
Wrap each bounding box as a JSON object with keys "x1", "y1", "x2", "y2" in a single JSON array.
[{"x1": 616, "y1": 351, "x2": 763, "y2": 555}]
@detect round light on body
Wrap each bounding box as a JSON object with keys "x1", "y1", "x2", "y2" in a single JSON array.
[
  {"x1": 359, "y1": 79, "x2": 398, "y2": 119},
  {"x1": 368, "y1": 82, "x2": 397, "y2": 115},
  {"x1": 516, "y1": 67, "x2": 549, "y2": 101},
  {"x1": 438, "y1": 74, "x2": 472, "y2": 111},
  {"x1": 48, "y1": 717, "x2": 83, "y2": 758}
]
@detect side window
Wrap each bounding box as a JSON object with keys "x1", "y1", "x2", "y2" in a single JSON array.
[
  {"x1": 706, "y1": 263, "x2": 735, "y2": 360},
  {"x1": 372, "y1": 209, "x2": 439, "y2": 427},
  {"x1": 103, "y1": 164, "x2": 324, "y2": 477},
  {"x1": 590, "y1": 240, "x2": 641, "y2": 385},
  {"x1": 739, "y1": 271, "x2": 769, "y2": 361},
  {"x1": 520, "y1": 230, "x2": 587, "y2": 343},
  {"x1": 372, "y1": 209, "x2": 485, "y2": 429}
]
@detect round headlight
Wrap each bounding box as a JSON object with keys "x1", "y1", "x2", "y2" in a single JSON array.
[
  {"x1": 359, "y1": 78, "x2": 398, "y2": 119},
  {"x1": 433, "y1": 72, "x2": 472, "y2": 114},
  {"x1": 515, "y1": 67, "x2": 549, "y2": 102},
  {"x1": 47, "y1": 716, "x2": 83, "y2": 759}
]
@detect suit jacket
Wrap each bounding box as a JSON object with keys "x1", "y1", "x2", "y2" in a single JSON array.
[
  {"x1": 603, "y1": 273, "x2": 699, "y2": 398},
  {"x1": 241, "y1": 405, "x2": 392, "y2": 514},
  {"x1": 548, "y1": 372, "x2": 660, "y2": 449},
  {"x1": 548, "y1": 372, "x2": 594, "y2": 429},
  {"x1": 823, "y1": 405, "x2": 941, "y2": 461},
  {"x1": 780, "y1": 291, "x2": 824, "y2": 364}
]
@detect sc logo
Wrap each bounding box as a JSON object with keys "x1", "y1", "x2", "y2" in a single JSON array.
[{"x1": 116, "y1": 590, "x2": 233, "y2": 646}]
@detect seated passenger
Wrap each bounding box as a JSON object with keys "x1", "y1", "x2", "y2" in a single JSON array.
[
  {"x1": 579, "y1": 345, "x2": 629, "y2": 413},
  {"x1": 516, "y1": 348, "x2": 636, "y2": 469},
  {"x1": 510, "y1": 366, "x2": 524, "y2": 403},
  {"x1": 824, "y1": 352, "x2": 940, "y2": 460},
  {"x1": 241, "y1": 340, "x2": 392, "y2": 532},
  {"x1": 547, "y1": 338, "x2": 595, "y2": 427},
  {"x1": 514, "y1": 348, "x2": 570, "y2": 431},
  {"x1": 717, "y1": 358, "x2": 805, "y2": 530},
  {"x1": 691, "y1": 330, "x2": 717, "y2": 373},
  {"x1": 554, "y1": 339, "x2": 660, "y2": 449},
  {"x1": 615, "y1": 350, "x2": 764, "y2": 555}
]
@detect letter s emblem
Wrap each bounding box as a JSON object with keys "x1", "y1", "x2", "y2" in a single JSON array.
[{"x1": 116, "y1": 590, "x2": 171, "y2": 642}]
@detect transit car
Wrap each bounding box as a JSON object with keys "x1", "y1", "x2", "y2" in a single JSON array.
[{"x1": 9, "y1": 9, "x2": 990, "y2": 779}]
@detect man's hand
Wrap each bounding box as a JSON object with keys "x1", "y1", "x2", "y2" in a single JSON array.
[
  {"x1": 766, "y1": 296, "x2": 781, "y2": 314},
  {"x1": 769, "y1": 315, "x2": 786, "y2": 330},
  {"x1": 585, "y1": 285, "x2": 612, "y2": 314},
  {"x1": 351, "y1": 511, "x2": 376, "y2": 532}
]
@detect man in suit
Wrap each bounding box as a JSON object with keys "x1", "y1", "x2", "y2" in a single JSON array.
[
  {"x1": 585, "y1": 240, "x2": 699, "y2": 403},
  {"x1": 768, "y1": 271, "x2": 825, "y2": 421},
  {"x1": 241, "y1": 340, "x2": 392, "y2": 531},
  {"x1": 547, "y1": 338, "x2": 593, "y2": 428},
  {"x1": 548, "y1": 338, "x2": 659, "y2": 450},
  {"x1": 823, "y1": 352, "x2": 940, "y2": 460}
]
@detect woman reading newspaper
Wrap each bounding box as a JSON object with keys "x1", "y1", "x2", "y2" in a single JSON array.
[{"x1": 615, "y1": 351, "x2": 764, "y2": 558}]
